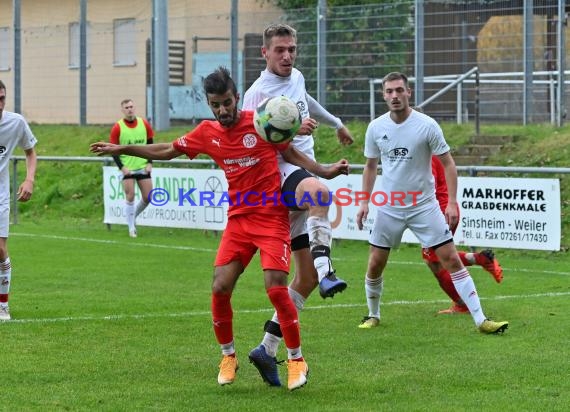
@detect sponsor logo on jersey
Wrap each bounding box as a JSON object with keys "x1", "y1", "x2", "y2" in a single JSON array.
[
  {"x1": 242, "y1": 133, "x2": 257, "y2": 148},
  {"x1": 387, "y1": 147, "x2": 412, "y2": 162}
]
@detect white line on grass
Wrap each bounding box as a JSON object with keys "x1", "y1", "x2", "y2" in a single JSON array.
[
  {"x1": 5, "y1": 291, "x2": 569, "y2": 325},
  {"x1": 12, "y1": 232, "x2": 570, "y2": 276},
  {"x1": 12, "y1": 232, "x2": 217, "y2": 253}
]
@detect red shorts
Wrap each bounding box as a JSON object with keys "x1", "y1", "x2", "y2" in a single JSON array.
[
  {"x1": 421, "y1": 203, "x2": 459, "y2": 263},
  {"x1": 215, "y1": 213, "x2": 291, "y2": 272}
]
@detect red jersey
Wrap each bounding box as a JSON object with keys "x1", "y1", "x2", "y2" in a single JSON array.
[
  {"x1": 432, "y1": 155, "x2": 448, "y2": 213},
  {"x1": 172, "y1": 110, "x2": 289, "y2": 218}
]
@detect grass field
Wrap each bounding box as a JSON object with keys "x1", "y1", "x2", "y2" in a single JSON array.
[
  {"x1": 3, "y1": 122, "x2": 569, "y2": 410},
  {"x1": 3, "y1": 219, "x2": 569, "y2": 411}
]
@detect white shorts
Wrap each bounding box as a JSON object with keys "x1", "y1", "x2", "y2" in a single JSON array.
[
  {"x1": 369, "y1": 199, "x2": 453, "y2": 249},
  {"x1": 0, "y1": 206, "x2": 9, "y2": 238}
]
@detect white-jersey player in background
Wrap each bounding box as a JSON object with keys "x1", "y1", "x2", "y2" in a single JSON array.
[
  {"x1": 356, "y1": 71, "x2": 508, "y2": 335},
  {"x1": 242, "y1": 23, "x2": 354, "y2": 387},
  {"x1": 0, "y1": 79, "x2": 38, "y2": 321}
]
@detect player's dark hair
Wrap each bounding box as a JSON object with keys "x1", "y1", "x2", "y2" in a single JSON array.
[
  {"x1": 263, "y1": 23, "x2": 297, "y2": 48},
  {"x1": 0, "y1": 80, "x2": 6, "y2": 91},
  {"x1": 382, "y1": 72, "x2": 409, "y2": 89},
  {"x1": 203, "y1": 66, "x2": 237, "y2": 97},
  {"x1": 121, "y1": 99, "x2": 133, "y2": 106}
]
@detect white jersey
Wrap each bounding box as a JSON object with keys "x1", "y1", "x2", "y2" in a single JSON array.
[
  {"x1": 364, "y1": 109, "x2": 449, "y2": 209},
  {"x1": 0, "y1": 111, "x2": 37, "y2": 206},
  {"x1": 243, "y1": 68, "x2": 315, "y2": 160}
]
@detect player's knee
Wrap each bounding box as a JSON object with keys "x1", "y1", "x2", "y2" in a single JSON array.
[
  {"x1": 367, "y1": 259, "x2": 385, "y2": 276},
  {"x1": 211, "y1": 272, "x2": 236, "y2": 295},
  {"x1": 298, "y1": 179, "x2": 331, "y2": 209},
  {"x1": 436, "y1": 252, "x2": 462, "y2": 272},
  {"x1": 368, "y1": 251, "x2": 388, "y2": 275},
  {"x1": 211, "y1": 281, "x2": 231, "y2": 295}
]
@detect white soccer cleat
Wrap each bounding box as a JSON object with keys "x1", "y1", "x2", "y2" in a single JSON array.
[{"x1": 129, "y1": 229, "x2": 137, "y2": 238}]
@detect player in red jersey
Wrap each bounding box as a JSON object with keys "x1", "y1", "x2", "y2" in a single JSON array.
[
  {"x1": 91, "y1": 67, "x2": 348, "y2": 391},
  {"x1": 424, "y1": 155, "x2": 503, "y2": 314}
]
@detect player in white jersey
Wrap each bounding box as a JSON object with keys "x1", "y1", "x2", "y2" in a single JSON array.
[
  {"x1": 242, "y1": 23, "x2": 354, "y2": 386},
  {"x1": 356, "y1": 72, "x2": 508, "y2": 335},
  {"x1": 0, "y1": 80, "x2": 38, "y2": 321}
]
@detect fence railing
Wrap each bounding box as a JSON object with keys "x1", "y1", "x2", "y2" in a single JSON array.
[
  {"x1": 370, "y1": 68, "x2": 570, "y2": 126},
  {"x1": 10, "y1": 155, "x2": 570, "y2": 224}
]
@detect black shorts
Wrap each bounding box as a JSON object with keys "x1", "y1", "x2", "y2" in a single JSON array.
[
  {"x1": 123, "y1": 172, "x2": 151, "y2": 181},
  {"x1": 281, "y1": 168, "x2": 313, "y2": 211}
]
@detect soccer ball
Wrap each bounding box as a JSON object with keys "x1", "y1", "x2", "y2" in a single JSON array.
[{"x1": 253, "y1": 96, "x2": 302, "y2": 144}]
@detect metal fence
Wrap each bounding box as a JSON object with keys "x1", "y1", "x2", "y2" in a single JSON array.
[
  {"x1": 10, "y1": 155, "x2": 570, "y2": 222},
  {"x1": 0, "y1": 0, "x2": 569, "y2": 126}
]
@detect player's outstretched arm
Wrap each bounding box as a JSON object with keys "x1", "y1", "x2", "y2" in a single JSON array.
[
  {"x1": 306, "y1": 93, "x2": 353, "y2": 145},
  {"x1": 321, "y1": 159, "x2": 350, "y2": 179},
  {"x1": 281, "y1": 146, "x2": 349, "y2": 179},
  {"x1": 90, "y1": 142, "x2": 181, "y2": 160}
]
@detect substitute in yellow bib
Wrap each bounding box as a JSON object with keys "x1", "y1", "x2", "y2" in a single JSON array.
[{"x1": 109, "y1": 99, "x2": 155, "y2": 238}]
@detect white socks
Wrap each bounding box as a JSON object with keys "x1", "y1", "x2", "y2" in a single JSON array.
[
  {"x1": 450, "y1": 268, "x2": 486, "y2": 326},
  {"x1": 0, "y1": 258, "x2": 11, "y2": 299},
  {"x1": 135, "y1": 200, "x2": 149, "y2": 218},
  {"x1": 313, "y1": 256, "x2": 332, "y2": 282},
  {"x1": 125, "y1": 201, "x2": 135, "y2": 232},
  {"x1": 307, "y1": 216, "x2": 333, "y2": 281},
  {"x1": 364, "y1": 275, "x2": 383, "y2": 319},
  {"x1": 220, "y1": 341, "x2": 235, "y2": 356}
]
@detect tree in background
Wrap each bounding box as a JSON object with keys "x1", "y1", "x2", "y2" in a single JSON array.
[{"x1": 261, "y1": 0, "x2": 414, "y2": 119}]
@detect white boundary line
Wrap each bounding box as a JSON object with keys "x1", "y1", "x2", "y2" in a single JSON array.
[
  {"x1": 6, "y1": 232, "x2": 569, "y2": 324},
  {"x1": 4, "y1": 291, "x2": 570, "y2": 325},
  {"x1": 12, "y1": 232, "x2": 217, "y2": 253},
  {"x1": 13, "y1": 231, "x2": 570, "y2": 276}
]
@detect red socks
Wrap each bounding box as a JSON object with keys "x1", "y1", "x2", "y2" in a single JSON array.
[
  {"x1": 434, "y1": 268, "x2": 462, "y2": 303},
  {"x1": 267, "y1": 286, "x2": 301, "y2": 349},
  {"x1": 458, "y1": 251, "x2": 472, "y2": 267},
  {"x1": 211, "y1": 292, "x2": 233, "y2": 345},
  {"x1": 212, "y1": 287, "x2": 301, "y2": 351}
]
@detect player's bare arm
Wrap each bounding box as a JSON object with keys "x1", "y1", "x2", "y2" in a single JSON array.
[
  {"x1": 17, "y1": 147, "x2": 37, "y2": 202},
  {"x1": 356, "y1": 157, "x2": 378, "y2": 230},
  {"x1": 90, "y1": 142, "x2": 182, "y2": 160},
  {"x1": 281, "y1": 145, "x2": 349, "y2": 179},
  {"x1": 438, "y1": 151, "x2": 459, "y2": 228}
]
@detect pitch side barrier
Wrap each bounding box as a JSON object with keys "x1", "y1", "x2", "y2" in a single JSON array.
[{"x1": 10, "y1": 156, "x2": 567, "y2": 251}]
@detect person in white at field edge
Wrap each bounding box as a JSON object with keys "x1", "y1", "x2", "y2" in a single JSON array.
[
  {"x1": 242, "y1": 23, "x2": 355, "y2": 387},
  {"x1": 0, "y1": 79, "x2": 38, "y2": 321},
  {"x1": 355, "y1": 71, "x2": 509, "y2": 335}
]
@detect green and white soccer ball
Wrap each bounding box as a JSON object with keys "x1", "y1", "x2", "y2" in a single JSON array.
[{"x1": 253, "y1": 96, "x2": 302, "y2": 144}]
